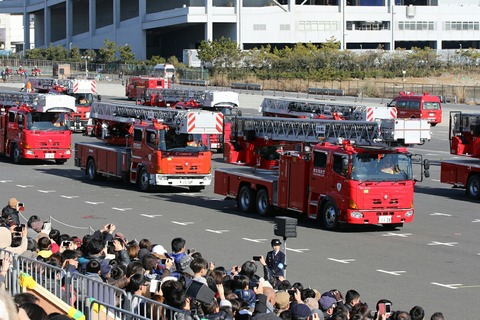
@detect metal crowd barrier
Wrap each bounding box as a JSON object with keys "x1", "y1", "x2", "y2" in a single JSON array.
[{"x1": 0, "y1": 248, "x2": 190, "y2": 320}]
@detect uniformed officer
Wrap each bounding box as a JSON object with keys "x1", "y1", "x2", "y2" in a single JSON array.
[{"x1": 265, "y1": 238, "x2": 286, "y2": 278}]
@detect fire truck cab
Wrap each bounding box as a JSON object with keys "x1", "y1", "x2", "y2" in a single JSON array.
[
  {"x1": 125, "y1": 77, "x2": 169, "y2": 101},
  {"x1": 388, "y1": 92, "x2": 442, "y2": 126}
]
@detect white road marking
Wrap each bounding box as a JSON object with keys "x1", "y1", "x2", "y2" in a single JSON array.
[
  {"x1": 85, "y1": 201, "x2": 105, "y2": 205},
  {"x1": 38, "y1": 190, "x2": 56, "y2": 193},
  {"x1": 171, "y1": 221, "x2": 194, "y2": 226},
  {"x1": 431, "y1": 282, "x2": 462, "y2": 289},
  {"x1": 472, "y1": 219, "x2": 480, "y2": 223},
  {"x1": 17, "y1": 185, "x2": 33, "y2": 188},
  {"x1": 242, "y1": 238, "x2": 267, "y2": 243},
  {"x1": 206, "y1": 229, "x2": 230, "y2": 234},
  {"x1": 382, "y1": 232, "x2": 412, "y2": 237},
  {"x1": 327, "y1": 258, "x2": 355, "y2": 263},
  {"x1": 431, "y1": 179, "x2": 440, "y2": 182},
  {"x1": 428, "y1": 241, "x2": 458, "y2": 246},
  {"x1": 140, "y1": 214, "x2": 163, "y2": 218},
  {"x1": 61, "y1": 195, "x2": 79, "y2": 199},
  {"x1": 377, "y1": 270, "x2": 406, "y2": 276},
  {"x1": 0, "y1": 180, "x2": 12, "y2": 183},
  {"x1": 431, "y1": 212, "x2": 452, "y2": 217},
  {"x1": 112, "y1": 207, "x2": 132, "y2": 212},
  {"x1": 286, "y1": 248, "x2": 309, "y2": 253}
]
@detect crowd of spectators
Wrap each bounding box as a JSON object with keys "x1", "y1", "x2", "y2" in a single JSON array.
[{"x1": 0, "y1": 197, "x2": 446, "y2": 320}]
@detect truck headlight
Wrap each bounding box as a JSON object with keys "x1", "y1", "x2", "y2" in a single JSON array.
[
  {"x1": 350, "y1": 211, "x2": 363, "y2": 219},
  {"x1": 405, "y1": 210, "x2": 414, "y2": 217}
]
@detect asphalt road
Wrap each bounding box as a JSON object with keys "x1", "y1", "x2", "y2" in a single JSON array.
[{"x1": 0, "y1": 84, "x2": 478, "y2": 320}]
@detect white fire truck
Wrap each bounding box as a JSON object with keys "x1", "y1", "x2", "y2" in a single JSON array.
[
  {"x1": 0, "y1": 91, "x2": 76, "y2": 164},
  {"x1": 215, "y1": 116, "x2": 430, "y2": 230},
  {"x1": 75, "y1": 102, "x2": 223, "y2": 192}
]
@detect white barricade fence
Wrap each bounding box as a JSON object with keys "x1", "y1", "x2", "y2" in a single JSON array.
[
  {"x1": 131, "y1": 294, "x2": 193, "y2": 320},
  {"x1": 87, "y1": 299, "x2": 150, "y2": 320}
]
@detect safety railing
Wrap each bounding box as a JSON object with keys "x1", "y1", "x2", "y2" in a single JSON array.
[{"x1": 0, "y1": 247, "x2": 190, "y2": 319}]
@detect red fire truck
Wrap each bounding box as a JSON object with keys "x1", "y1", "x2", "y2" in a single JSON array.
[
  {"x1": 440, "y1": 111, "x2": 480, "y2": 199},
  {"x1": 214, "y1": 116, "x2": 431, "y2": 230},
  {"x1": 75, "y1": 102, "x2": 223, "y2": 192},
  {"x1": 0, "y1": 91, "x2": 76, "y2": 164},
  {"x1": 144, "y1": 88, "x2": 240, "y2": 152},
  {"x1": 387, "y1": 92, "x2": 442, "y2": 126},
  {"x1": 29, "y1": 77, "x2": 57, "y2": 93},
  {"x1": 125, "y1": 77, "x2": 169, "y2": 101},
  {"x1": 56, "y1": 79, "x2": 102, "y2": 132}
]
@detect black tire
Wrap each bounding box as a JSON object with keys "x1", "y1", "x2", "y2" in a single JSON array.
[
  {"x1": 55, "y1": 159, "x2": 67, "y2": 165},
  {"x1": 10, "y1": 144, "x2": 21, "y2": 164},
  {"x1": 86, "y1": 159, "x2": 98, "y2": 181},
  {"x1": 431, "y1": 123, "x2": 437, "y2": 127},
  {"x1": 256, "y1": 189, "x2": 271, "y2": 216},
  {"x1": 189, "y1": 186, "x2": 205, "y2": 192},
  {"x1": 238, "y1": 185, "x2": 255, "y2": 213},
  {"x1": 138, "y1": 167, "x2": 150, "y2": 192},
  {"x1": 466, "y1": 175, "x2": 480, "y2": 200},
  {"x1": 322, "y1": 201, "x2": 339, "y2": 231}
]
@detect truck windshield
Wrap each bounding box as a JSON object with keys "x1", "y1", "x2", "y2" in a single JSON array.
[
  {"x1": 159, "y1": 131, "x2": 209, "y2": 152},
  {"x1": 26, "y1": 112, "x2": 68, "y2": 131},
  {"x1": 74, "y1": 93, "x2": 94, "y2": 106},
  {"x1": 351, "y1": 153, "x2": 412, "y2": 181}
]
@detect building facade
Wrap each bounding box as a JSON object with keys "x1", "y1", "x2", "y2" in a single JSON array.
[{"x1": 0, "y1": 0, "x2": 478, "y2": 61}]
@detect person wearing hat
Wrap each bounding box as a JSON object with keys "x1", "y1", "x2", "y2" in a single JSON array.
[{"x1": 265, "y1": 239, "x2": 286, "y2": 282}]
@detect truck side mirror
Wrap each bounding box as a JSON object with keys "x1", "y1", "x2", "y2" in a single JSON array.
[
  {"x1": 17, "y1": 114, "x2": 24, "y2": 129},
  {"x1": 97, "y1": 95, "x2": 102, "y2": 101},
  {"x1": 423, "y1": 159, "x2": 430, "y2": 170}
]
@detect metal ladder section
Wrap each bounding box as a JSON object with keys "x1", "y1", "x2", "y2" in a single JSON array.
[
  {"x1": 0, "y1": 91, "x2": 48, "y2": 108},
  {"x1": 260, "y1": 97, "x2": 382, "y2": 118},
  {"x1": 89, "y1": 101, "x2": 196, "y2": 125},
  {"x1": 145, "y1": 88, "x2": 238, "y2": 108},
  {"x1": 235, "y1": 116, "x2": 429, "y2": 146}
]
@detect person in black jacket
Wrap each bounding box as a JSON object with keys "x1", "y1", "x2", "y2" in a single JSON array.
[{"x1": 2, "y1": 197, "x2": 21, "y2": 226}]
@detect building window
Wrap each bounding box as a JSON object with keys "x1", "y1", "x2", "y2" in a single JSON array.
[
  {"x1": 298, "y1": 21, "x2": 336, "y2": 31},
  {"x1": 253, "y1": 24, "x2": 266, "y2": 31},
  {"x1": 280, "y1": 24, "x2": 290, "y2": 31},
  {"x1": 445, "y1": 21, "x2": 479, "y2": 31}
]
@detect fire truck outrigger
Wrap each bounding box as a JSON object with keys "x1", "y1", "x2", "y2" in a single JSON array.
[
  {"x1": 0, "y1": 91, "x2": 76, "y2": 164},
  {"x1": 215, "y1": 116, "x2": 430, "y2": 230},
  {"x1": 440, "y1": 111, "x2": 480, "y2": 199},
  {"x1": 74, "y1": 102, "x2": 223, "y2": 192}
]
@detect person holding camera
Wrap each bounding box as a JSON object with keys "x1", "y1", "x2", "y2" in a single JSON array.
[{"x1": 2, "y1": 198, "x2": 23, "y2": 226}]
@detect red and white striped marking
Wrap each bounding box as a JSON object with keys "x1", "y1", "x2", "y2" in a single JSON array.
[
  {"x1": 91, "y1": 80, "x2": 97, "y2": 93},
  {"x1": 366, "y1": 107, "x2": 374, "y2": 122},
  {"x1": 390, "y1": 107, "x2": 397, "y2": 119},
  {"x1": 216, "y1": 113, "x2": 224, "y2": 133},
  {"x1": 187, "y1": 113, "x2": 196, "y2": 132}
]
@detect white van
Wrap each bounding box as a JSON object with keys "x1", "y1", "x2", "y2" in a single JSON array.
[{"x1": 152, "y1": 63, "x2": 175, "y2": 80}]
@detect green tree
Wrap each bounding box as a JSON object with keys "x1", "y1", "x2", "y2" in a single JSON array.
[
  {"x1": 45, "y1": 45, "x2": 68, "y2": 61},
  {"x1": 69, "y1": 46, "x2": 82, "y2": 62},
  {"x1": 98, "y1": 39, "x2": 117, "y2": 63},
  {"x1": 197, "y1": 37, "x2": 242, "y2": 74},
  {"x1": 25, "y1": 48, "x2": 46, "y2": 60},
  {"x1": 119, "y1": 44, "x2": 136, "y2": 63},
  {"x1": 83, "y1": 49, "x2": 97, "y2": 62},
  {"x1": 146, "y1": 55, "x2": 166, "y2": 66}
]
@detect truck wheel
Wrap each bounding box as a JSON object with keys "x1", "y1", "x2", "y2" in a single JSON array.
[
  {"x1": 256, "y1": 189, "x2": 271, "y2": 216},
  {"x1": 238, "y1": 186, "x2": 255, "y2": 213},
  {"x1": 10, "y1": 144, "x2": 21, "y2": 164},
  {"x1": 322, "y1": 201, "x2": 339, "y2": 231},
  {"x1": 55, "y1": 159, "x2": 67, "y2": 165},
  {"x1": 138, "y1": 167, "x2": 150, "y2": 192},
  {"x1": 87, "y1": 159, "x2": 98, "y2": 181},
  {"x1": 189, "y1": 186, "x2": 205, "y2": 192},
  {"x1": 466, "y1": 175, "x2": 480, "y2": 199}
]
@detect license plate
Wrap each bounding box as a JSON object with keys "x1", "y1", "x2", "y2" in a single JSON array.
[
  {"x1": 45, "y1": 153, "x2": 55, "y2": 159},
  {"x1": 378, "y1": 216, "x2": 392, "y2": 224}
]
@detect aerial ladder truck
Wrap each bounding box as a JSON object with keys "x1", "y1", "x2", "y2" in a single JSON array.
[
  {"x1": 440, "y1": 111, "x2": 480, "y2": 199},
  {"x1": 145, "y1": 88, "x2": 240, "y2": 152},
  {"x1": 215, "y1": 116, "x2": 430, "y2": 230},
  {"x1": 75, "y1": 102, "x2": 223, "y2": 192},
  {"x1": 0, "y1": 91, "x2": 76, "y2": 164}
]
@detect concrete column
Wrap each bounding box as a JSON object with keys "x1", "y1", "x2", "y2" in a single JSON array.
[
  {"x1": 23, "y1": 5, "x2": 30, "y2": 51},
  {"x1": 236, "y1": 0, "x2": 241, "y2": 50},
  {"x1": 90, "y1": 0, "x2": 95, "y2": 36},
  {"x1": 113, "y1": 0, "x2": 120, "y2": 43},
  {"x1": 205, "y1": 0, "x2": 213, "y2": 41},
  {"x1": 44, "y1": 2, "x2": 51, "y2": 45},
  {"x1": 139, "y1": 0, "x2": 146, "y2": 60},
  {"x1": 66, "y1": 0, "x2": 72, "y2": 46}
]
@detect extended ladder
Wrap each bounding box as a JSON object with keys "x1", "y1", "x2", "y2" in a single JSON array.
[
  {"x1": 234, "y1": 116, "x2": 430, "y2": 146},
  {"x1": 0, "y1": 90, "x2": 76, "y2": 113},
  {"x1": 89, "y1": 102, "x2": 223, "y2": 134},
  {"x1": 146, "y1": 88, "x2": 239, "y2": 108},
  {"x1": 260, "y1": 97, "x2": 396, "y2": 121}
]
